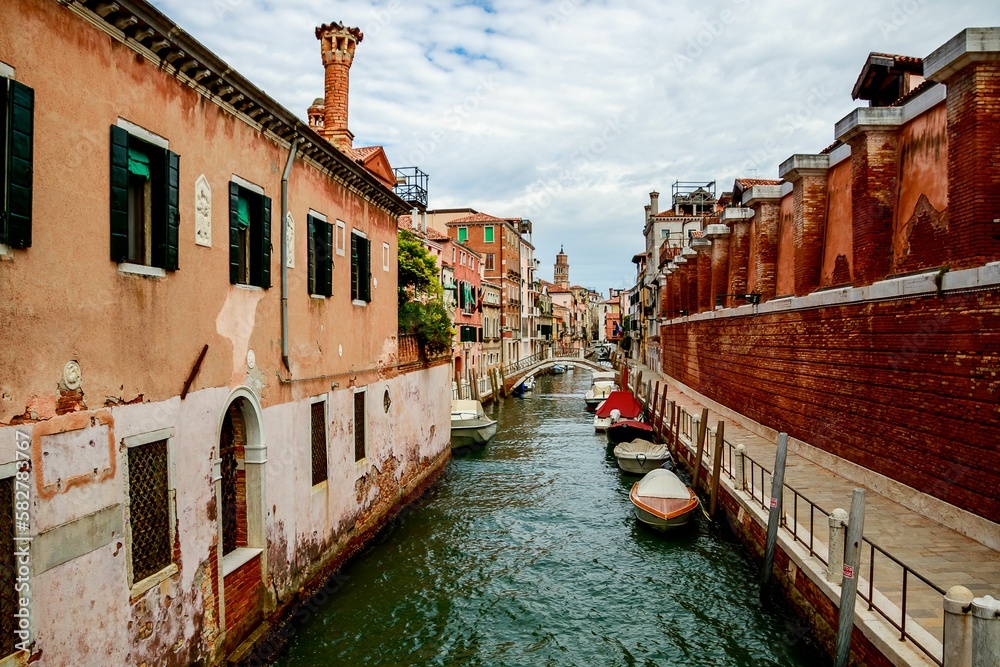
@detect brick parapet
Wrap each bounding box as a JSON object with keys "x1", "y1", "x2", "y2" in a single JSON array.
[
  {"x1": 727, "y1": 218, "x2": 751, "y2": 297},
  {"x1": 749, "y1": 199, "x2": 781, "y2": 301},
  {"x1": 942, "y1": 61, "x2": 1000, "y2": 269},
  {"x1": 694, "y1": 240, "x2": 713, "y2": 313},
  {"x1": 791, "y1": 171, "x2": 828, "y2": 296},
  {"x1": 849, "y1": 130, "x2": 900, "y2": 286}
]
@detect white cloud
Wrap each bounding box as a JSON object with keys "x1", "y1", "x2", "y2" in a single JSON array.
[{"x1": 152, "y1": 0, "x2": 1000, "y2": 290}]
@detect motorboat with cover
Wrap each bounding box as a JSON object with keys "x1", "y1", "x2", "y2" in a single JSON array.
[
  {"x1": 606, "y1": 419, "x2": 655, "y2": 446},
  {"x1": 593, "y1": 391, "x2": 643, "y2": 432},
  {"x1": 629, "y1": 468, "x2": 699, "y2": 531},
  {"x1": 584, "y1": 371, "x2": 617, "y2": 409},
  {"x1": 450, "y1": 400, "x2": 497, "y2": 450},
  {"x1": 613, "y1": 439, "x2": 673, "y2": 475}
]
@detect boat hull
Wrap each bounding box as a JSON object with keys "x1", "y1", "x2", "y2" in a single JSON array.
[
  {"x1": 615, "y1": 453, "x2": 672, "y2": 475},
  {"x1": 606, "y1": 421, "x2": 654, "y2": 446},
  {"x1": 450, "y1": 420, "x2": 498, "y2": 450},
  {"x1": 629, "y1": 484, "x2": 699, "y2": 532}
]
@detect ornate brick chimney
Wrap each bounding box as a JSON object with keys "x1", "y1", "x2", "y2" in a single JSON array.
[
  {"x1": 307, "y1": 98, "x2": 325, "y2": 133},
  {"x1": 315, "y1": 21, "x2": 363, "y2": 154}
]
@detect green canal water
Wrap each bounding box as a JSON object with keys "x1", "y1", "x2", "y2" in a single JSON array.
[{"x1": 275, "y1": 371, "x2": 823, "y2": 667}]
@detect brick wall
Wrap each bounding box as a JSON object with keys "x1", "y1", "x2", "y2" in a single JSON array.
[
  {"x1": 660, "y1": 288, "x2": 1000, "y2": 523},
  {"x1": 224, "y1": 553, "x2": 263, "y2": 651}
]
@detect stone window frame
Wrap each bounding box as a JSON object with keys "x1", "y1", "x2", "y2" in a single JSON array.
[{"x1": 122, "y1": 427, "x2": 178, "y2": 599}]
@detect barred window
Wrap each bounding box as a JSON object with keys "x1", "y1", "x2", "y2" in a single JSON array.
[
  {"x1": 0, "y1": 476, "x2": 15, "y2": 657},
  {"x1": 311, "y1": 400, "x2": 328, "y2": 486},
  {"x1": 128, "y1": 439, "x2": 171, "y2": 583},
  {"x1": 354, "y1": 392, "x2": 366, "y2": 462},
  {"x1": 219, "y1": 403, "x2": 247, "y2": 557}
]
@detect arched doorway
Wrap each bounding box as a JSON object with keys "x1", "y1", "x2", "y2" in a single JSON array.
[{"x1": 216, "y1": 391, "x2": 268, "y2": 653}]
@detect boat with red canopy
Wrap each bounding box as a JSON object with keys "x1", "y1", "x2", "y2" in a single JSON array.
[{"x1": 593, "y1": 391, "x2": 644, "y2": 432}]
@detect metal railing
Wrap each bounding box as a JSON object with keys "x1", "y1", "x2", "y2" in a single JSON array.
[
  {"x1": 657, "y1": 399, "x2": 945, "y2": 664},
  {"x1": 858, "y1": 537, "x2": 946, "y2": 665}
]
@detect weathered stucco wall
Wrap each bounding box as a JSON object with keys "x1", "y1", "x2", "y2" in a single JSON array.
[
  {"x1": 0, "y1": 0, "x2": 399, "y2": 427},
  {"x1": 775, "y1": 194, "x2": 795, "y2": 297},
  {"x1": 0, "y1": 1, "x2": 450, "y2": 665},
  {"x1": 892, "y1": 103, "x2": 948, "y2": 274},
  {"x1": 821, "y1": 158, "x2": 853, "y2": 287}
]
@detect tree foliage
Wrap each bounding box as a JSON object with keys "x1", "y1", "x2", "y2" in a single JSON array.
[{"x1": 397, "y1": 230, "x2": 453, "y2": 354}]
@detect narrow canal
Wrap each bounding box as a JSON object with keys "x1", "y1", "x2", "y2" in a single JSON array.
[{"x1": 275, "y1": 370, "x2": 821, "y2": 666}]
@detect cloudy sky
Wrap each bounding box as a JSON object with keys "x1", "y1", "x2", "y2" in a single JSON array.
[{"x1": 151, "y1": 0, "x2": 998, "y2": 291}]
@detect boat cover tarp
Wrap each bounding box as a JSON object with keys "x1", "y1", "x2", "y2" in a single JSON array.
[
  {"x1": 594, "y1": 391, "x2": 643, "y2": 419},
  {"x1": 614, "y1": 440, "x2": 669, "y2": 459},
  {"x1": 591, "y1": 371, "x2": 616, "y2": 384},
  {"x1": 451, "y1": 400, "x2": 485, "y2": 420},
  {"x1": 635, "y1": 468, "x2": 690, "y2": 499}
]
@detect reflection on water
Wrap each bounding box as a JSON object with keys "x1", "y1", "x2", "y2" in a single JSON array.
[{"x1": 275, "y1": 371, "x2": 821, "y2": 667}]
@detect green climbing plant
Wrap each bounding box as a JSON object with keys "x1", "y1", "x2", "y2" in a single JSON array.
[{"x1": 397, "y1": 230, "x2": 453, "y2": 355}]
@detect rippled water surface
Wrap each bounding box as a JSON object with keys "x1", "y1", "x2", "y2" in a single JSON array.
[{"x1": 276, "y1": 371, "x2": 819, "y2": 667}]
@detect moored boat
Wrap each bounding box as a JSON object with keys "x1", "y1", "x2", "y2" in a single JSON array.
[
  {"x1": 629, "y1": 468, "x2": 699, "y2": 531},
  {"x1": 606, "y1": 419, "x2": 654, "y2": 446},
  {"x1": 593, "y1": 391, "x2": 643, "y2": 432},
  {"x1": 451, "y1": 399, "x2": 498, "y2": 450},
  {"x1": 584, "y1": 371, "x2": 617, "y2": 410},
  {"x1": 613, "y1": 439, "x2": 673, "y2": 475}
]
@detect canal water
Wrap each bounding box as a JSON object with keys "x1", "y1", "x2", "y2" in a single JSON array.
[{"x1": 275, "y1": 370, "x2": 821, "y2": 667}]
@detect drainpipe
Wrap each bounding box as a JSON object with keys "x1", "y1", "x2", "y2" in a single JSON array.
[{"x1": 281, "y1": 137, "x2": 300, "y2": 372}]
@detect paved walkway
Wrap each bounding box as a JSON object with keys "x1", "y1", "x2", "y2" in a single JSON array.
[{"x1": 626, "y1": 361, "x2": 1000, "y2": 658}]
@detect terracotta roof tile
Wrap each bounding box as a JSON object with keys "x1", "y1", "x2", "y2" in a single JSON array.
[
  {"x1": 819, "y1": 141, "x2": 842, "y2": 155},
  {"x1": 889, "y1": 80, "x2": 939, "y2": 108},
  {"x1": 447, "y1": 212, "x2": 508, "y2": 224},
  {"x1": 735, "y1": 178, "x2": 782, "y2": 187},
  {"x1": 870, "y1": 52, "x2": 923, "y2": 67},
  {"x1": 353, "y1": 146, "x2": 381, "y2": 160}
]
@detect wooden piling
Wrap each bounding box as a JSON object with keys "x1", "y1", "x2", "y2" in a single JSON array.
[
  {"x1": 666, "y1": 402, "x2": 676, "y2": 457},
  {"x1": 835, "y1": 489, "x2": 867, "y2": 667},
  {"x1": 650, "y1": 382, "x2": 660, "y2": 433},
  {"x1": 692, "y1": 407, "x2": 709, "y2": 491},
  {"x1": 657, "y1": 390, "x2": 668, "y2": 444},
  {"x1": 708, "y1": 421, "x2": 725, "y2": 518},
  {"x1": 761, "y1": 432, "x2": 789, "y2": 593}
]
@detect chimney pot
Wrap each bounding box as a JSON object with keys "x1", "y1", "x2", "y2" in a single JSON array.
[{"x1": 316, "y1": 21, "x2": 363, "y2": 154}]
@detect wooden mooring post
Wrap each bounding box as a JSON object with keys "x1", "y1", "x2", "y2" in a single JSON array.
[
  {"x1": 835, "y1": 489, "x2": 867, "y2": 667},
  {"x1": 692, "y1": 407, "x2": 708, "y2": 491},
  {"x1": 761, "y1": 432, "x2": 789, "y2": 594},
  {"x1": 650, "y1": 382, "x2": 660, "y2": 435},
  {"x1": 658, "y1": 390, "x2": 668, "y2": 444},
  {"x1": 708, "y1": 421, "x2": 725, "y2": 518}
]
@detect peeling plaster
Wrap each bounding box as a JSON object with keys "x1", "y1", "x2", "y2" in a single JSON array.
[{"x1": 216, "y1": 288, "x2": 265, "y2": 387}]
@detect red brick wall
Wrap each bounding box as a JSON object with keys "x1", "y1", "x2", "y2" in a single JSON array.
[
  {"x1": 943, "y1": 62, "x2": 1000, "y2": 270},
  {"x1": 660, "y1": 288, "x2": 1000, "y2": 523},
  {"x1": 224, "y1": 553, "x2": 263, "y2": 650},
  {"x1": 728, "y1": 220, "x2": 751, "y2": 296},
  {"x1": 793, "y1": 174, "x2": 827, "y2": 296},
  {"x1": 850, "y1": 130, "x2": 900, "y2": 286}
]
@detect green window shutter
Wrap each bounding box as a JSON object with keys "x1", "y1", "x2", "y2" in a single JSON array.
[
  {"x1": 228, "y1": 182, "x2": 240, "y2": 284},
  {"x1": 163, "y1": 150, "x2": 180, "y2": 270},
  {"x1": 109, "y1": 125, "x2": 130, "y2": 262},
  {"x1": 307, "y1": 216, "x2": 316, "y2": 295},
  {"x1": 484, "y1": 226, "x2": 493, "y2": 243},
  {"x1": 362, "y1": 236, "x2": 371, "y2": 302},
  {"x1": 260, "y1": 195, "x2": 271, "y2": 288},
  {"x1": 321, "y1": 219, "x2": 333, "y2": 297},
  {"x1": 350, "y1": 233, "x2": 359, "y2": 301},
  {"x1": 458, "y1": 227, "x2": 467, "y2": 243},
  {"x1": 5, "y1": 80, "x2": 33, "y2": 248}
]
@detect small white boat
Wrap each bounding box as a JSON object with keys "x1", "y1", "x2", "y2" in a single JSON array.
[
  {"x1": 629, "y1": 468, "x2": 699, "y2": 532},
  {"x1": 613, "y1": 439, "x2": 673, "y2": 475},
  {"x1": 451, "y1": 399, "x2": 497, "y2": 450},
  {"x1": 522, "y1": 375, "x2": 535, "y2": 391},
  {"x1": 584, "y1": 371, "x2": 617, "y2": 409}
]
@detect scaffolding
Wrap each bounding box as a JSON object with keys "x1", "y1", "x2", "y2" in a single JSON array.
[{"x1": 670, "y1": 180, "x2": 717, "y2": 216}]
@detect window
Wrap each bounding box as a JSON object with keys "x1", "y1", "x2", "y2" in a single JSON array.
[
  {"x1": 457, "y1": 226, "x2": 468, "y2": 243},
  {"x1": 307, "y1": 213, "x2": 333, "y2": 297},
  {"x1": 219, "y1": 403, "x2": 247, "y2": 556},
  {"x1": 485, "y1": 253, "x2": 495, "y2": 271},
  {"x1": 125, "y1": 434, "x2": 172, "y2": 584},
  {"x1": 350, "y1": 231, "x2": 371, "y2": 303},
  {"x1": 354, "y1": 391, "x2": 366, "y2": 463},
  {"x1": 335, "y1": 220, "x2": 346, "y2": 256},
  {"x1": 484, "y1": 226, "x2": 494, "y2": 243},
  {"x1": 383, "y1": 242, "x2": 390, "y2": 271},
  {"x1": 228, "y1": 180, "x2": 271, "y2": 287},
  {"x1": 460, "y1": 251, "x2": 466, "y2": 266},
  {"x1": 661, "y1": 229, "x2": 670, "y2": 239},
  {"x1": 110, "y1": 125, "x2": 179, "y2": 270},
  {"x1": 0, "y1": 475, "x2": 16, "y2": 657},
  {"x1": 310, "y1": 399, "x2": 328, "y2": 486},
  {"x1": 0, "y1": 76, "x2": 33, "y2": 249}
]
